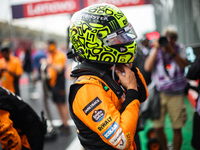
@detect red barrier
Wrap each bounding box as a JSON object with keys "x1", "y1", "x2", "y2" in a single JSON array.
[
  {"x1": 12, "y1": 0, "x2": 80, "y2": 19},
  {"x1": 84, "y1": 0, "x2": 146, "y2": 8}
]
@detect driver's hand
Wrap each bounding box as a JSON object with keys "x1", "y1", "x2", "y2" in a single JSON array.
[{"x1": 115, "y1": 65, "x2": 138, "y2": 91}]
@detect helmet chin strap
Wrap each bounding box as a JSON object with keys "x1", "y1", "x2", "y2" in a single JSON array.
[
  {"x1": 112, "y1": 64, "x2": 116, "y2": 81},
  {"x1": 112, "y1": 64, "x2": 126, "y2": 92},
  {"x1": 71, "y1": 63, "x2": 124, "y2": 98}
]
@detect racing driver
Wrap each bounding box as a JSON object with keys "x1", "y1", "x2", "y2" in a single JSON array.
[{"x1": 67, "y1": 3, "x2": 149, "y2": 150}]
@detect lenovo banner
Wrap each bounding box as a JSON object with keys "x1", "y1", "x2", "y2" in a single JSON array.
[
  {"x1": 84, "y1": 0, "x2": 149, "y2": 8},
  {"x1": 11, "y1": 0, "x2": 150, "y2": 19},
  {"x1": 12, "y1": 0, "x2": 80, "y2": 19}
]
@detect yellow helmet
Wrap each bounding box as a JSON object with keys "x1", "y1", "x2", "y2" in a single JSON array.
[{"x1": 69, "y1": 3, "x2": 137, "y2": 64}]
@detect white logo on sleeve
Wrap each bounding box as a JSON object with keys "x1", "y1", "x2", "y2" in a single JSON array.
[
  {"x1": 116, "y1": 131, "x2": 127, "y2": 149},
  {"x1": 109, "y1": 128, "x2": 124, "y2": 146}
]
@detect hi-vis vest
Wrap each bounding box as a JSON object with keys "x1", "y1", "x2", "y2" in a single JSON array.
[{"x1": 69, "y1": 67, "x2": 148, "y2": 150}]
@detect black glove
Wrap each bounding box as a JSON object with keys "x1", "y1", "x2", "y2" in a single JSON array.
[{"x1": 131, "y1": 66, "x2": 148, "y2": 103}]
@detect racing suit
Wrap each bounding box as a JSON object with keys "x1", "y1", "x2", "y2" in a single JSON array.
[
  {"x1": 0, "y1": 87, "x2": 46, "y2": 150},
  {"x1": 69, "y1": 64, "x2": 148, "y2": 150}
]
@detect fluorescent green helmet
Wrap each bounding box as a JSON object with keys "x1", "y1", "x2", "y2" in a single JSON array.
[{"x1": 69, "y1": 3, "x2": 137, "y2": 64}]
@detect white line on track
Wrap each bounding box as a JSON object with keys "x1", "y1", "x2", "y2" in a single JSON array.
[
  {"x1": 47, "y1": 119, "x2": 83, "y2": 150},
  {"x1": 66, "y1": 136, "x2": 83, "y2": 150}
]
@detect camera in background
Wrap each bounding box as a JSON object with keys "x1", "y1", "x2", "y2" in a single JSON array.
[{"x1": 159, "y1": 36, "x2": 169, "y2": 47}]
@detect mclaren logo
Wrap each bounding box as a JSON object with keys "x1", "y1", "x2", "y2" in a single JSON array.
[{"x1": 97, "y1": 115, "x2": 113, "y2": 132}]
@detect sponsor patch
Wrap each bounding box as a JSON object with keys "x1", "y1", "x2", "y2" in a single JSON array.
[
  {"x1": 116, "y1": 132, "x2": 127, "y2": 149},
  {"x1": 103, "y1": 122, "x2": 119, "y2": 139},
  {"x1": 92, "y1": 109, "x2": 105, "y2": 122},
  {"x1": 83, "y1": 97, "x2": 102, "y2": 115},
  {"x1": 81, "y1": 14, "x2": 109, "y2": 21},
  {"x1": 125, "y1": 132, "x2": 132, "y2": 149},
  {"x1": 107, "y1": 32, "x2": 117, "y2": 39},
  {"x1": 109, "y1": 128, "x2": 123, "y2": 146},
  {"x1": 101, "y1": 82, "x2": 109, "y2": 92},
  {"x1": 97, "y1": 115, "x2": 113, "y2": 132}
]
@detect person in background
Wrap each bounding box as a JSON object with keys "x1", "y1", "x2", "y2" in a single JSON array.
[
  {"x1": 133, "y1": 36, "x2": 152, "y2": 85},
  {"x1": 0, "y1": 86, "x2": 46, "y2": 150},
  {"x1": 33, "y1": 48, "x2": 47, "y2": 79},
  {"x1": 67, "y1": 4, "x2": 148, "y2": 150},
  {"x1": 23, "y1": 47, "x2": 33, "y2": 78},
  {"x1": 132, "y1": 36, "x2": 152, "y2": 150},
  {"x1": 30, "y1": 48, "x2": 47, "y2": 100},
  {"x1": 186, "y1": 56, "x2": 200, "y2": 150},
  {"x1": 42, "y1": 39, "x2": 69, "y2": 133},
  {"x1": 23, "y1": 47, "x2": 34, "y2": 98},
  {"x1": 0, "y1": 41, "x2": 23, "y2": 96},
  {"x1": 144, "y1": 26, "x2": 188, "y2": 150}
]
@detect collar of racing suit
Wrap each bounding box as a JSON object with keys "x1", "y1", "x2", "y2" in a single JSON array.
[{"x1": 70, "y1": 62, "x2": 124, "y2": 99}]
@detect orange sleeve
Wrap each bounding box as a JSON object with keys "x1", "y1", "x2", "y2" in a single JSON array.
[
  {"x1": 54, "y1": 51, "x2": 66, "y2": 68},
  {"x1": 60, "y1": 52, "x2": 66, "y2": 68},
  {"x1": 0, "y1": 109, "x2": 22, "y2": 150},
  {"x1": 15, "y1": 57, "x2": 23, "y2": 76},
  {"x1": 73, "y1": 84, "x2": 140, "y2": 149}
]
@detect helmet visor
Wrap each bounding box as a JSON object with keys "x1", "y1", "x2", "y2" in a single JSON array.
[{"x1": 103, "y1": 23, "x2": 137, "y2": 46}]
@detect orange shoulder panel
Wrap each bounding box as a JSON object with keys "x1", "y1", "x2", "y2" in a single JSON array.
[{"x1": 0, "y1": 109, "x2": 22, "y2": 150}]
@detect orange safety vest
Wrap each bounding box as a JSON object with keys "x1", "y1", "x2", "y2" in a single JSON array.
[{"x1": 47, "y1": 50, "x2": 66, "y2": 87}]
